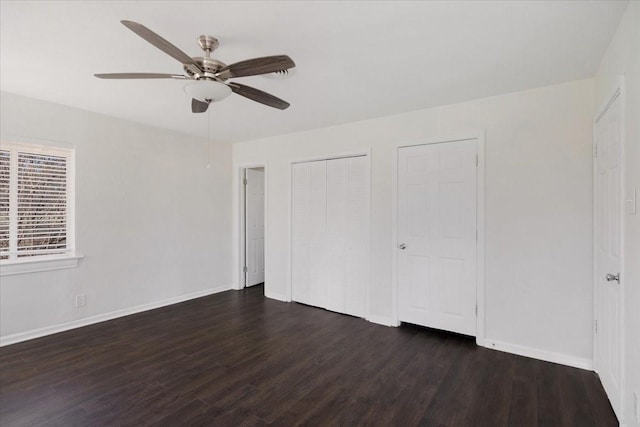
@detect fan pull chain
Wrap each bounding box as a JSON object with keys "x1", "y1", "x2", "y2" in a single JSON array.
[{"x1": 206, "y1": 107, "x2": 211, "y2": 169}]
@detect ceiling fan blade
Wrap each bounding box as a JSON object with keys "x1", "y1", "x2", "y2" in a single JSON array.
[
  {"x1": 228, "y1": 82, "x2": 290, "y2": 110},
  {"x1": 192, "y1": 98, "x2": 210, "y2": 113},
  {"x1": 95, "y1": 73, "x2": 188, "y2": 79},
  {"x1": 121, "y1": 20, "x2": 199, "y2": 67},
  {"x1": 216, "y1": 55, "x2": 295, "y2": 79}
]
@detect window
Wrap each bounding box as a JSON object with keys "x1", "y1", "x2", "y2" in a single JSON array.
[{"x1": 0, "y1": 141, "x2": 75, "y2": 266}]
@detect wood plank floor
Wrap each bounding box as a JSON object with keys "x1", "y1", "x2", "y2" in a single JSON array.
[{"x1": 0, "y1": 285, "x2": 617, "y2": 426}]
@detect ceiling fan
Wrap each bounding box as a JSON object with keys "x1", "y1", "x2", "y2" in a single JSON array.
[{"x1": 95, "y1": 21, "x2": 295, "y2": 113}]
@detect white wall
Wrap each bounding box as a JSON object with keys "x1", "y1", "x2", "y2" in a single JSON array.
[
  {"x1": 234, "y1": 79, "x2": 594, "y2": 367},
  {"x1": 595, "y1": 2, "x2": 640, "y2": 425},
  {"x1": 0, "y1": 92, "x2": 233, "y2": 343}
]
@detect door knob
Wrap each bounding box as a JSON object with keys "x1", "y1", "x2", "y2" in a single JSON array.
[
  {"x1": 399, "y1": 243, "x2": 406, "y2": 250},
  {"x1": 606, "y1": 273, "x2": 620, "y2": 283}
]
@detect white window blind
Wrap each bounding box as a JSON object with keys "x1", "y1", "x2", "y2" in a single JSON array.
[
  {"x1": 0, "y1": 150, "x2": 9, "y2": 260},
  {"x1": 0, "y1": 142, "x2": 74, "y2": 262}
]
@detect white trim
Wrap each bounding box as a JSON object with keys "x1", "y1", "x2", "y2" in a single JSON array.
[
  {"x1": 233, "y1": 161, "x2": 268, "y2": 292},
  {"x1": 391, "y1": 145, "x2": 400, "y2": 326},
  {"x1": 476, "y1": 132, "x2": 486, "y2": 346},
  {"x1": 287, "y1": 149, "x2": 372, "y2": 311},
  {"x1": 66, "y1": 146, "x2": 77, "y2": 261},
  {"x1": 592, "y1": 100, "x2": 598, "y2": 371},
  {"x1": 7, "y1": 143, "x2": 17, "y2": 258},
  {"x1": 286, "y1": 159, "x2": 294, "y2": 302},
  {"x1": 364, "y1": 151, "x2": 373, "y2": 323},
  {"x1": 0, "y1": 134, "x2": 75, "y2": 151},
  {"x1": 0, "y1": 138, "x2": 75, "y2": 156},
  {"x1": 264, "y1": 291, "x2": 288, "y2": 302},
  {"x1": 484, "y1": 339, "x2": 593, "y2": 371},
  {"x1": 0, "y1": 284, "x2": 232, "y2": 347},
  {"x1": 392, "y1": 132, "x2": 486, "y2": 343},
  {"x1": 289, "y1": 149, "x2": 371, "y2": 165},
  {"x1": 619, "y1": 77, "x2": 627, "y2": 424},
  {"x1": 0, "y1": 254, "x2": 83, "y2": 276},
  {"x1": 367, "y1": 314, "x2": 397, "y2": 327}
]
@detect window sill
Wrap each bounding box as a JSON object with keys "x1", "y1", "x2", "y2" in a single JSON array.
[{"x1": 0, "y1": 255, "x2": 84, "y2": 276}]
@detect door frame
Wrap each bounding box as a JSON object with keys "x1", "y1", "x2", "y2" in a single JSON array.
[
  {"x1": 233, "y1": 162, "x2": 268, "y2": 290},
  {"x1": 392, "y1": 132, "x2": 486, "y2": 346},
  {"x1": 592, "y1": 76, "x2": 625, "y2": 419},
  {"x1": 287, "y1": 149, "x2": 372, "y2": 316}
]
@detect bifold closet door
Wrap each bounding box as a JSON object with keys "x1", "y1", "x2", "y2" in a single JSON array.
[
  {"x1": 291, "y1": 161, "x2": 327, "y2": 308},
  {"x1": 292, "y1": 156, "x2": 369, "y2": 318},
  {"x1": 326, "y1": 157, "x2": 368, "y2": 317}
]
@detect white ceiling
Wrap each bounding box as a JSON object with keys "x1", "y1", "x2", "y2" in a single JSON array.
[{"x1": 0, "y1": 1, "x2": 628, "y2": 143}]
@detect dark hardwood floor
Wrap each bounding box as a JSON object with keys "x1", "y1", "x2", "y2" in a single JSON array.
[{"x1": 0, "y1": 285, "x2": 617, "y2": 426}]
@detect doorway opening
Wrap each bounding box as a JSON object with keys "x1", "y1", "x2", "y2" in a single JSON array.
[{"x1": 240, "y1": 166, "x2": 265, "y2": 291}]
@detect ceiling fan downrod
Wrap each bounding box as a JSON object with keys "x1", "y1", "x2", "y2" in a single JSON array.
[
  {"x1": 183, "y1": 35, "x2": 226, "y2": 81},
  {"x1": 198, "y1": 35, "x2": 219, "y2": 58}
]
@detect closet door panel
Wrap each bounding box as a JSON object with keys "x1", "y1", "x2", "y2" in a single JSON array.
[
  {"x1": 326, "y1": 158, "x2": 348, "y2": 313},
  {"x1": 345, "y1": 156, "x2": 369, "y2": 317},
  {"x1": 291, "y1": 163, "x2": 312, "y2": 305},
  {"x1": 307, "y1": 162, "x2": 328, "y2": 308}
]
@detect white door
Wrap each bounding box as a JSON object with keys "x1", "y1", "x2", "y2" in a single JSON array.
[
  {"x1": 291, "y1": 161, "x2": 327, "y2": 307},
  {"x1": 245, "y1": 168, "x2": 265, "y2": 287},
  {"x1": 398, "y1": 140, "x2": 478, "y2": 336},
  {"x1": 325, "y1": 156, "x2": 369, "y2": 317},
  {"x1": 594, "y1": 90, "x2": 624, "y2": 420}
]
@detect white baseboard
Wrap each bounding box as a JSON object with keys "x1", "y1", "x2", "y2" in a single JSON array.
[
  {"x1": 484, "y1": 339, "x2": 593, "y2": 370},
  {"x1": 264, "y1": 291, "x2": 289, "y2": 302},
  {"x1": 0, "y1": 285, "x2": 232, "y2": 347},
  {"x1": 367, "y1": 314, "x2": 398, "y2": 327}
]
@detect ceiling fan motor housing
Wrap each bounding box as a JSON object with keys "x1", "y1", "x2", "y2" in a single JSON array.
[
  {"x1": 183, "y1": 35, "x2": 227, "y2": 81},
  {"x1": 185, "y1": 57, "x2": 227, "y2": 80}
]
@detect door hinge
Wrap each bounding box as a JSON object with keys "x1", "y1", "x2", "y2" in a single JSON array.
[
  {"x1": 476, "y1": 155, "x2": 478, "y2": 167},
  {"x1": 594, "y1": 145, "x2": 598, "y2": 158},
  {"x1": 243, "y1": 266, "x2": 248, "y2": 273},
  {"x1": 594, "y1": 319, "x2": 598, "y2": 334},
  {"x1": 243, "y1": 178, "x2": 248, "y2": 185}
]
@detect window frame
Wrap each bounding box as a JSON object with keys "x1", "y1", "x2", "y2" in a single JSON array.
[{"x1": 0, "y1": 139, "x2": 81, "y2": 276}]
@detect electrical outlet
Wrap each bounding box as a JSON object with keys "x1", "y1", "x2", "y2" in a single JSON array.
[{"x1": 74, "y1": 294, "x2": 86, "y2": 308}]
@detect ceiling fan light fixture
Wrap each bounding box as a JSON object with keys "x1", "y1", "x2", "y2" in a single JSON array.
[
  {"x1": 97, "y1": 21, "x2": 293, "y2": 111},
  {"x1": 184, "y1": 80, "x2": 232, "y2": 102}
]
